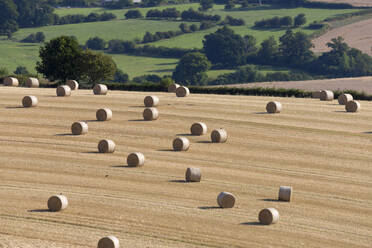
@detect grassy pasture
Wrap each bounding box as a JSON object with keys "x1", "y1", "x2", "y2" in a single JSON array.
[{"x1": 0, "y1": 87, "x2": 371, "y2": 247}]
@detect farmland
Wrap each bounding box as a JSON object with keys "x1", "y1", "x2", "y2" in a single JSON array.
[
  {"x1": 0, "y1": 86, "x2": 371, "y2": 247},
  {"x1": 0, "y1": 3, "x2": 362, "y2": 77}
]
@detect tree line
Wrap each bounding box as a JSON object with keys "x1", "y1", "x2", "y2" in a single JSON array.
[{"x1": 254, "y1": 14, "x2": 306, "y2": 29}]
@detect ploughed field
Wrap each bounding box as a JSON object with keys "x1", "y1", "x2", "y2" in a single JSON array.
[{"x1": 0, "y1": 87, "x2": 371, "y2": 247}]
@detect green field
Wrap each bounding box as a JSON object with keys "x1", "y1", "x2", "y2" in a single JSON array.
[{"x1": 0, "y1": 3, "x2": 362, "y2": 78}]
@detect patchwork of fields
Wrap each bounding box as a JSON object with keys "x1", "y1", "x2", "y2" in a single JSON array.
[{"x1": 0, "y1": 87, "x2": 371, "y2": 247}]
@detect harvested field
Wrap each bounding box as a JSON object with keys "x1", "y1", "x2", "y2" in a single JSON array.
[
  {"x1": 313, "y1": 18, "x2": 372, "y2": 56},
  {"x1": 228, "y1": 76, "x2": 372, "y2": 93},
  {"x1": 0, "y1": 87, "x2": 371, "y2": 247},
  {"x1": 309, "y1": 0, "x2": 372, "y2": 7}
]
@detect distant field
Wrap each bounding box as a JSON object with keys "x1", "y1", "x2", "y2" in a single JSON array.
[
  {"x1": 0, "y1": 87, "x2": 371, "y2": 247},
  {"x1": 224, "y1": 76, "x2": 372, "y2": 94}
]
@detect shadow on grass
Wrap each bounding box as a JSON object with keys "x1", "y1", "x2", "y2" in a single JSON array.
[
  {"x1": 259, "y1": 198, "x2": 279, "y2": 202},
  {"x1": 197, "y1": 141, "x2": 212, "y2": 144},
  {"x1": 254, "y1": 112, "x2": 269, "y2": 115},
  {"x1": 81, "y1": 151, "x2": 100, "y2": 154},
  {"x1": 334, "y1": 110, "x2": 346, "y2": 113},
  {"x1": 129, "y1": 105, "x2": 145, "y2": 108},
  {"x1": 110, "y1": 165, "x2": 134, "y2": 168},
  {"x1": 55, "y1": 133, "x2": 75, "y2": 136},
  {"x1": 81, "y1": 120, "x2": 99, "y2": 123},
  {"x1": 128, "y1": 119, "x2": 146, "y2": 122},
  {"x1": 6, "y1": 106, "x2": 23, "y2": 109},
  {"x1": 176, "y1": 133, "x2": 195, "y2": 137},
  {"x1": 240, "y1": 221, "x2": 263, "y2": 226},
  {"x1": 169, "y1": 179, "x2": 187, "y2": 183},
  {"x1": 157, "y1": 149, "x2": 175, "y2": 152}
]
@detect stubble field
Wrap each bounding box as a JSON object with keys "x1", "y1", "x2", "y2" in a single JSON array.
[{"x1": 0, "y1": 86, "x2": 371, "y2": 247}]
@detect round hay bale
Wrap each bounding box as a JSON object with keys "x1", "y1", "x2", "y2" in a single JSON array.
[
  {"x1": 66, "y1": 80, "x2": 79, "y2": 90},
  {"x1": 259, "y1": 208, "x2": 280, "y2": 225},
  {"x1": 47, "y1": 195, "x2": 68, "y2": 212},
  {"x1": 168, "y1": 83, "x2": 180, "y2": 93},
  {"x1": 278, "y1": 186, "x2": 292, "y2": 202},
  {"x1": 25, "y1": 77, "x2": 39, "y2": 88},
  {"x1": 93, "y1": 84, "x2": 108, "y2": 95},
  {"x1": 173, "y1": 137, "x2": 190, "y2": 151},
  {"x1": 185, "y1": 167, "x2": 201, "y2": 182},
  {"x1": 211, "y1": 129, "x2": 227, "y2": 143},
  {"x1": 3, "y1": 77, "x2": 19, "y2": 86},
  {"x1": 345, "y1": 100, "x2": 360, "y2": 112},
  {"x1": 266, "y1": 101, "x2": 282, "y2": 114},
  {"x1": 144, "y1": 95, "x2": 159, "y2": 107},
  {"x1": 176, "y1": 86, "x2": 190, "y2": 97},
  {"x1": 22, "y1": 95, "x2": 38, "y2": 108},
  {"x1": 190, "y1": 122, "x2": 207, "y2": 135},
  {"x1": 56, "y1": 85, "x2": 71, "y2": 97},
  {"x1": 217, "y1": 192, "x2": 235, "y2": 208},
  {"x1": 97, "y1": 236, "x2": 120, "y2": 248},
  {"x1": 127, "y1": 152, "x2": 145, "y2": 167},
  {"x1": 338, "y1": 93, "x2": 353, "y2": 105},
  {"x1": 312, "y1": 91, "x2": 321, "y2": 99},
  {"x1": 96, "y1": 108, "x2": 112, "y2": 121},
  {"x1": 320, "y1": 90, "x2": 334, "y2": 101},
  {"x1": 98, "y1": 139, "x2": 116, "y2": 153},
  {"x1": 71, "y1": 122, "x2": 88, "y2": 135},
  {"x1": 143, "y1": 107, "x2": 159, "y2": 121}
]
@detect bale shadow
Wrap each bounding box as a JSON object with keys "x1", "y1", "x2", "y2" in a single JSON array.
[
  {"x1": 6, "y1": 106, "x2": 24, "y2": 109},
  {"x1": 363, "y1": 131, "x2": 372, "y2": 134},
  {"x1": 169, "y1": 179, "x2": 187, "y2": 183},
  {"x1": 260, "y1": 198, "x2": 279, "y2": 202},
  {"x1": 197, "y1": 141, "x2": 212, "y2": 144},
  {"x1": 157, "y1": 149, "x2": 175, "y2": 152},
  {"x1": 176, "y1": 133, "x2": 195, "y2": 136},
  {"x1": 254, "y1": 112, "x2": 268, "y2": 115},
  {"x1": 334, "y1": 110, "x2": 346, "y2": 113},
  {"x1": 128, "y1": 119, "x2": 146, "y2": 122},
  {"x1": 129, "y1": 106, "x2": 145, "y2": 108},
  {"x1": 28, "y1": 209, "x2": 51, "y2": 213},
  {"x1": 110, "y1": 165, "x2": 134, "y2": 168},
  {"x1": 198, "y1": 206, "x2": 220, "y2": 210},
  {"x1": 240, "y1": 221, "x2": 263, "y2": 226},
  {"x1": 55, "y1": 133, "x2": 75, "y2": 136},
  {"x1": 81, "y1": 120, "x2": 99, "y2": 123},
  {"x1": 81, "y1": 151, "x2": 100, "y2": 154}
]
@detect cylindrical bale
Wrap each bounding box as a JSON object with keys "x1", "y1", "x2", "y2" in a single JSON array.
[
  {"x1": 127, "y1": 152, "x2": 145, "y2": 167},
  {"x1": 93, "y1": 84, "x2": 108, "y2": 95},
  {"x1": 185, "y1": 167, "x2": 201, "y2": 182},
  {"x1": 168, "y1": 83, "x2": 180, "y2": 93},
  {"x1": 66, "y1": 80, "x2": 79, "y2": 90},
  {"x1": 173, "y1": 137, "x2": 190, "y2": 151},
  {"x1": 71, "y1": 122, "x2": 88, "y2": 135},
  {"x1": 97, "y1": 236, "x2": 120, "y2": 248},
  {"x1": 259, "y1": 208, "x2": 280, "y2": 225},
  {"x1": 144, "y1": 95, "x2": 159, "y2": 107},
  {"x1": 56, "y1": 85, "x2": 71, "y2": 97},
  {"x1": 266, "y1": 101, "x2": 282, "y2": 114},
  {"x1": 98, "y1": 139, "x2": 116, "y2": 153},
  {"x1": 217, "y1": 192, "x2": 235, "y2": 208},
  {"x1": 25, "y1": 77, "x2": 39, "y2": 88},
  {"x1": 96, "y1": 108, "x2": 112, "y2": 121},
  {"x1": 22, "y1": 95, "x2": 38, "y2": 108},
  {"x1": 3, "y1": 77, "x2": 19, "y2": 86},
  {"x1": 211, "y1": 129, "x2": 227, "y2": 143},
  {"x1": 47, "y1": 195, "x2": 68, "y2": 212},
  {"x1": 345, "y1": 100, "x2": 360, "y2": 112},
  {"x1": 190, "y1": 122, "x2": 207, "y2": 135},
  {"x1": 143, "y1": 107, "x2": 159, "y2": 121},
  {"x1": 176, "y1": 86, "x2": 190, "y2": 97},
  {"x1": 312, "y1": 91, "x2": 321, "y2": 99},
  {"x1": 320, "y1": 90, "x2": 334, "y2": 101},
  {"x1": 278, "y1": 186, "x2": 292, "y2": 202},
  {"x1": 338, "y1": 93, "x2": 353, "y2": 105}
]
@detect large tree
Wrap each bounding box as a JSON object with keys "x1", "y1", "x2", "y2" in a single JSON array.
[
  {"x1": 199, "y1": 0, "x2": 214, "y2": 11},
  {"x1": 0, "y1": 0, "x2": 19, "y2": 35},
  {"x1": 203, "y1": 26, "x2": 247, "y2": 67},
  {"x1": 14, "y1": 0, "x2": 55, "y2": 28},
  {"x1": 80, "y1": 50, "x2": 117, "y2": 85},
  {"x1": 36, "y1": 36, "x2": 84, "y2": 83},
  {"x1": 172, "y1": 52, "x2": 211, "y2": 85}
]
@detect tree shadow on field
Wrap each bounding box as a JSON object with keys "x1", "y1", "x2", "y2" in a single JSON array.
[
  {"x1": 198, "y1": 206, "x2": 220, "y2": 210},
  {"x1": 240, "y1": 221, "x2": 263, "y2": 226},
  {"x1": 156, "y1": 62, "x2": 177, "y2": 66},
  {"x1": 28, "y1": 209, "x2": 51, "y2": 213},
  {"x1": 259, "y1": 198, "x2": 279, "y2": 202}
]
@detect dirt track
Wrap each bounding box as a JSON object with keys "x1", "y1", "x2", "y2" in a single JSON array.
[
  {"x1": 309, "y1": 0, "x2": 372, "y2": 7},
  {"x1": 0, "y1": 87, "x2": 371, "y2": 247},
  {"x1": 228, "y1": 76, "x2": 372, "y2": 93},
  {"x1": 313, "y1": 18, "x2": 372, "y2": 56}
]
